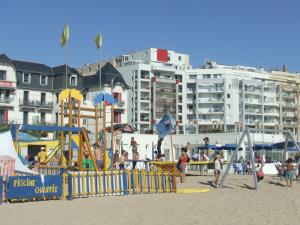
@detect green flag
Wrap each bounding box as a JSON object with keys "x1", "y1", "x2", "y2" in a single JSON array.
[
  {"x1": 94, "y1": 32, "x2": 103, "y2": 50},
  {"x1": 60, "y1": 24, "x2": 69, "y2": 47}
]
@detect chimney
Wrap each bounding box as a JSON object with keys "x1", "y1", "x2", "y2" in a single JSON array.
[{"x1": 283, "y1": 65, "x2": 288, "y2": 72}]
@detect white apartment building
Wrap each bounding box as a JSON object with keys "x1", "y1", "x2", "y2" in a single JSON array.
[
  {"x1": 109, "y1": 48, "x2": 189, "y2": 134},
  {"x1": 186, "y1": 61, "x2": 300, "y2": 136}
]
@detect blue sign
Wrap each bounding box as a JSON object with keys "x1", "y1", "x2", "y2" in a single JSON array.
[{"x1": 6, "y1": 175, "x2": 62, "y2": 200}]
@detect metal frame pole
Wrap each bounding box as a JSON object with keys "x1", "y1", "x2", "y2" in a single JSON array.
[
  {"x1": 221, "y1": 128, "x2": 248, "y2": 188},
  {"x1": 247, "y1": 130, "x2": 258, "y2": 190}
]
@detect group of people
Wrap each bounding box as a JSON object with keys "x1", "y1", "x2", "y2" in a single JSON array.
[
  {"x1": 90, "y1": 136, "x2": 140, "y2": 170},
  {"x1": 176, "y1": 141, "x2": 223, "y2": 188}
]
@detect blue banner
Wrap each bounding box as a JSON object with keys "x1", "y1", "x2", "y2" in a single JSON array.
[{"x1": 6, "y1": 175, "x2": 62, "y2": 200}]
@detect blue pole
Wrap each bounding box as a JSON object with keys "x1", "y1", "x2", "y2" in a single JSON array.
[{"x1": 68, "y1": 173, "x2": 73, "y2": 201}]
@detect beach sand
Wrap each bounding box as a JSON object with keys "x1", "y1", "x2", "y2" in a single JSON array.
[{"x1": 0, "y1": 174, "x2": 299, "y2": 225}]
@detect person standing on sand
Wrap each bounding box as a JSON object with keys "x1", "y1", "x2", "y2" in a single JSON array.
[
  {"x1": 119, "y1": 150, "x2": 127, "y2": 170},
  {"x1": 285, "y1": 158, "x2": 295, "y2": 187},
  {"x1": 130, "y1": 137, "x2": 139, "y2": 169},
  {"x1": 214, "y1": 154, "x2": 222, "y2": 187},
  {"x1": 93, "y1": 143, "x2": 103, "y2": 170},
  {"x1": 178, "y1": 148, "x2": 190, "y2": 183}
]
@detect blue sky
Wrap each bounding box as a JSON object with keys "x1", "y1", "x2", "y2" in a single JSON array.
[{"x1": 1, "y1": 0, "x2": 300, "y2": 71}]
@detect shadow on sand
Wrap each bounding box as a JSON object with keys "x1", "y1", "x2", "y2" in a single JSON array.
[{"x1": 198, "y1": 181, "x2": 234, "y2": 189}]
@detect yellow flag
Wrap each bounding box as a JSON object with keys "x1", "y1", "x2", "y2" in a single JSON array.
[
  {"x1": 94, "y1": 32, "x2": 102, "y2": 50},
  {"x1": 60, "y1": 24, "x2": 69, "y2": 47}
]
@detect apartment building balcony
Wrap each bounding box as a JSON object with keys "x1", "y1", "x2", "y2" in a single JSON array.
[
  {"x1": 264, "y1": 120, "x2": 279, "y2": 126},
  {"x1": 140, "y1": 97, "x2": 150, "y2": 101},
  {"x1": 198, "y1": 98, "x2": 224, "y2": 104},
  {"x1": 244, "y1": 99, "x2": 262, "y2": 105},
  {"x1": 245, "y1": 119, "x2": 262, "y2": 125},
  {"x1": 283, "y1": 121, "x2": 295, "y2": 126},
  {"x1": 19, "y1": 99, "x2": 36, "y2": 108},
  {"x1": 157, "y1": 87, "x2": 177, "y2": 93},
  {"x1": 198, "y1": 108, "x2": 224, "y2": 114},
  {"x1": 198, "y1": 87, "x2": 224, "y2": 93},
  {"x1": 114, "y1": 100, "x2": 126, "y2": 112},
  {"x1": 244, "y1": 109, "x2": 262, "y2": 115},
  {"x1": 282, "y1": 102, "x2": 296, "y2": 108},
  {"x1": 244, "y1": 88, "x2": 261, "y2": 95},
  {"x1": 36, "y1": 101, "x2": 53, "y2": 110},
  {"x1": 156, "y1": 98, "x2": 176, "y2": 104},
  {"x1": 187, "y1": 98, "x2": 195, "y2": 104},
  {"x1": 140, "y1": 117, "x2": 150, "y2": 123},
  {"x1": 187, "y1": 109, "x2": 196, "y2": 114},
  {"x1": 264, "y1": 111, "x2": 279, "y2": 117},
  {"x1": 0, "y1": 96, "x2": 14, "y2": 108},
  {"x1": 264, "y1": 101, "x2": 279, "y2": 106},
  {"x1": 140, "y1": 85, "x2": 150, "y2": 92},
  {"x1": 187, "y1": 88, "x2": 195, "y2": 94},
  {"x1": 140, "y1": 73, "x2": 150, "y2": 80},
  {"x1": 282, "y1": 112, "x2": 295, "y2": 118},
  {"x1": 155, "y1": 76, "x2": 176, "y2": 83},
  {"x1": 282, "y1": 92, "x2": 296, "y2": 98}
]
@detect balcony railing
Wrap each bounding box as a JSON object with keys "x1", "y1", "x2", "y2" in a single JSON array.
[
  {"x1": 0, "y1": 97, "x2": 14, "y2": 104},
  {"x1": 116, "y1": 100, "x2": 125, "y2": 107},
  {"x1": 19, "y1": 99, "x2": 36, "y2": 107},
  {"x1": 36, "y1": 101, "x2": 53, "y2": 108},
  {"x1": 282, "y1": 102, "x2": 296, "y2": 107}
]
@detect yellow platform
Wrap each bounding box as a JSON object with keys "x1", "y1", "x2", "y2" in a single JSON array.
[{"x1": 176, "y1": 188, "x2": 210, "y2": 194}]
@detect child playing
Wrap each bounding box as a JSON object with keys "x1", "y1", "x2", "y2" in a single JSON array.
[
  {"x1": 285, "y1": 158, "x2": 295, "y2": 187},
  {"x1": 214, "y1": 154, "x2": 222, "y2": 188},
  {"x1": 256, "y1": 160, "x2": 264, "y2": 182}
]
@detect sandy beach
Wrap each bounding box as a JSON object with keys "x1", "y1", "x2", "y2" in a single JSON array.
[{"x1": 1, "y1": 174, "x2": 299, "y2": 225}]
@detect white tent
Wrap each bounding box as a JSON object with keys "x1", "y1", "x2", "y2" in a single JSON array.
[{"x1": 0, "y1": 131, "x2": 36, "y2": 174}]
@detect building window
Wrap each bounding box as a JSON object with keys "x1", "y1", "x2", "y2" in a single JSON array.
[
  {"x1": 41, "y1": 112, "x2": 46, "y2": 124},
  {"x1": 88, "y1": 67, "x2": 91, "y2": 72},
  {"x1": 23, "y1": 111, "x2": 28, "y2": 124},
  {"x1": 56, "y1": 93, "x2": 59, "y2": 103},
  {"x1": 0, "y1": 70, "x2": 6, "y2": 80},
  {"x1": 227, "y1": 104, "x2": 230, "y2": 109},
  {"x1": 178, "y1": 56, "x2": 182, "y2": 61},
  {"x1": 23, "y1": 73, "x2": 31, "y2": 83},
  {"x1": 40, "y1": 75, "x2": 48, "y2": 85},
  {"x1": 227, "y1": 94, "x2": 230, "y2": 98},
  {"x1": 55, "y1": 113, "x2": 59, "y2": 125},
  {"x1": 70, "y1": 75, "x2": 77, "y2": 86}
]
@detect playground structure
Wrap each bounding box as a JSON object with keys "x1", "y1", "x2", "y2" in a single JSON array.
[
  {"x1": 220, "y1": 128, "x2": 300, "y2": 190},
  {"x1": 12, "y1": 124, "x2": 98, "y2": 171},
  {"x1": 11, "y1": 88, "x2": 117, "y2": 171}
]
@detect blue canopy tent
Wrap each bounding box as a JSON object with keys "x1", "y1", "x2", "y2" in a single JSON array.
[
  {"x1": 220, "y1": 144, "x2": 243, "y2": 151},
  {"x1": 271, "y1": 141, "x2": 300, "y2": 150},
  {"x1": 252, "y1": 144, "x2": 273, "y2": 151},
  {"x1": 197, "y1": 144, "x2": 220, "y2": 151}
]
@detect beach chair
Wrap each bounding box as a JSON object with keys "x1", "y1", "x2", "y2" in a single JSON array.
[{"x1": 233, "y1": 163, "x2": 242, "y2": 174}]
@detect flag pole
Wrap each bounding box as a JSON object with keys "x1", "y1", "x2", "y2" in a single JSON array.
[
  {"x1": 65, "y1": 41, "x2": 68, "y2": 89},
  {"x1": 168, "y1": 111, "x2": 175, "y2": 162}
]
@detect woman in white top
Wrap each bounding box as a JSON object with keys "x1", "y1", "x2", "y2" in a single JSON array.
[{"x1": 214, "y1": 154, "x2": 222, "y2": 188}]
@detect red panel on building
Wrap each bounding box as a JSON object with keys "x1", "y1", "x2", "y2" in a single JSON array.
[{"x1": 157, "y1": 49, "x2": 168, "y2": 62}]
